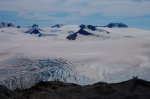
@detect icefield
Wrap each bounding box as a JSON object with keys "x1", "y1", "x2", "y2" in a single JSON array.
[{"x1": 0, "y1": 25, "x2": 150, "y2": 90}]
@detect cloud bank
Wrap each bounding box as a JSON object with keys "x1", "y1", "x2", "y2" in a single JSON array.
[{"x1": 0, "y1": 0, "x2": 150, "y2": 19}]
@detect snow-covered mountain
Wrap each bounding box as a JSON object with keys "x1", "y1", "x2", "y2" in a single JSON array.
[
  {"x1": 104, "y1": 23, "x2": 128, "y2": 28},
  {"x1": 0, "y1": 25, "x2": 150, "y2": 90},
  {"x1": 66, "y1": 24, "x2": 110, "y2": 40}
]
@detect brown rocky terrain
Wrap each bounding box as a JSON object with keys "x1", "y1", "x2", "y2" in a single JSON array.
[{"x1": 0, "y1": 78, "x2": 150, "y2": 99}]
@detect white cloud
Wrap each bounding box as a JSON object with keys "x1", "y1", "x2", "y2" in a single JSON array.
[
  {"x1": 99, "y1": 0, "x2": 150, "y2": 17},
  {"x1": 0, "y1": 0, "x2": 150, "y2": 20}
]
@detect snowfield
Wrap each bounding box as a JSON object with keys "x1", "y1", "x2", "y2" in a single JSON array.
[{"x1": 0, "y1": 26, "x2": 150, "y2": 90}]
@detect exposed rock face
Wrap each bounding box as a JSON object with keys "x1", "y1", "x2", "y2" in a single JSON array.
[
  {"x1": 105, "y1": 23, "x2": 128, "y2": 28},
  {"x1": 30, "y1": 28, "x2": 40, "y2": 34},
  {"x1": 0, "y1": 85, "x2": 22, "y2": 99},
  {"x1": 0, "y1": 78, "x2": 150, "y2": 99},
  {"x1": 87, "y1": 25, "x2": 96, "y2": 31},
  {"x1": 67, "y1": 24, "x2": 109, "y2": 40},
  {"x1": 66, "y1": 33, "x2": 77, "y2": 40},
  {"x1": 66, "y1": 29, "x2": 94, "y2": 40},
  {"x1": 79, "y1": 24, "x2": 86, "y2": 29},
  {"x1": 32, "y1": 24, "x2": 39, "y2": 28},
  {"x1": 67, "y1": 24, "x2": 96, "y2": 40},
  {"x1": 79, "y1": 24, "x2": 96, "y2": 31},
  {"x1": 25, "y1": 24, "x2": 41, "y2": 35},
  {"x1": 77, "y1": 29, "x2": 93, "y2": 36}
]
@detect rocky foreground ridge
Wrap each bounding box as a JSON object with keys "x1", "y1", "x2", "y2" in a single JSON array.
[{"x1": 0, "y1": 78, "x2": 150, "y2": 99}]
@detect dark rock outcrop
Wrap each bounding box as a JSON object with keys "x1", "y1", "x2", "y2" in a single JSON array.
[
  {"x1": 66, "y1": 29, "x2": 94, "y2": 40},
  {"x1": 79, "y1": 24, "x2": 96, "y2": 31},
  {"x1": 29, "y1": 28, "x2": 40, "y2": 34},
  {"x1": 77, "y1": 29, "x2": 93, "y2": 36},
  {"x1": 0, "y1": 22, "x2": 15, "y2": 28},
  {"x1": 87, "y1": 25, "x2": 96, "y2": 31},
  {"x1": 0, "y1": 78, "x2": 150, "y2": 99},
  {"x1": 32, "y1": 24, "x2": 39, "y2": 28},
  {"x1": 0, "y1": 85, "x2": 22, "y2": 99},
  {"x1": 7, "y1": 23, "x2": 14, "y2": 27},
  {"x1": 79, "y1": 24, "x2": 86, "y2": 30},
  {"x1": 51, "y1": 24, "x2": 63, "y2": 28},
  {"x1": 17, "y1": 25, "x2": 21, "y2": 28},
  {"x1": 25, "y1": 24, "x2": 41, "y2": 35},
  {"x1": 67, "y1": 24, "x2": 109, "y2": 40},
  {"x1": 66, "y1": 33, "x2": 77, "y2": 40},
  {"x1": 104, "y1": 23, "x2": 128, "y2": 28},
  {"x1": 67, "y1": 24, "x2": 97, "y2": 40}
]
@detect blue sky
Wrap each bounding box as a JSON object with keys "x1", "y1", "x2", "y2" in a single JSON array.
[{"x1": 0, "y1": 0, "x2": 150, "y2": 29}]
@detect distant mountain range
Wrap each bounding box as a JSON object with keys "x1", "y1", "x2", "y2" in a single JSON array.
[
  {"x1": 0, "y1": 22, "x2": 128, "y2": 28},
  {"x1": 0, "y1": 22, "x2": 15, "y2": 28},
  {"x1": 22, "y1": 23, "x2": 128, "y2": 40}
]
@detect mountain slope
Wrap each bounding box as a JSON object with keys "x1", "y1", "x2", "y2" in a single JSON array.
[{"x1": 0, "y1": 78, "x2": 150, "y2": 99}]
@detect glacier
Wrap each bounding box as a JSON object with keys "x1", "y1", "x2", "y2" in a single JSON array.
[{"x1": 0, "y1": 57, "x2": 94, "y2": 90}]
